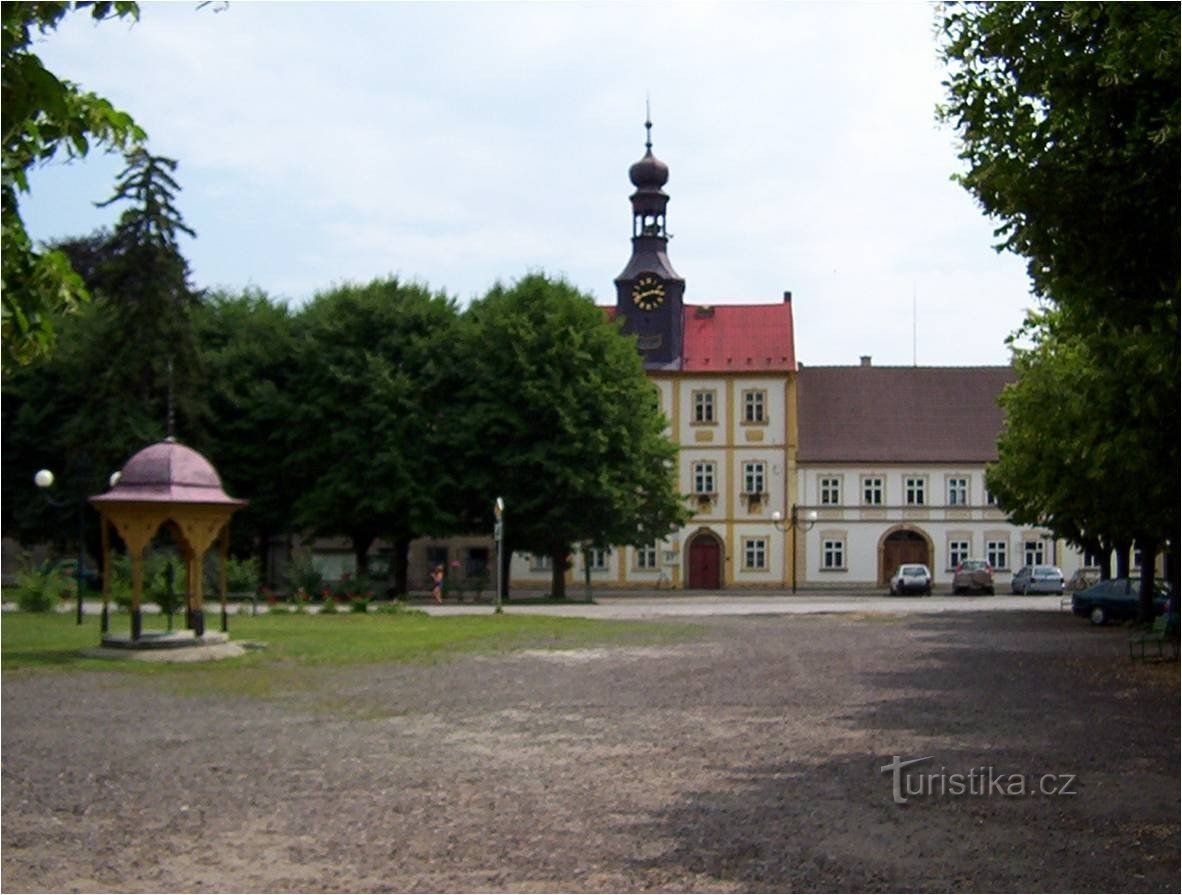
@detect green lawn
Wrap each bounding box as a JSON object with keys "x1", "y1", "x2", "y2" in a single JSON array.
[{"x1": 1, "y1": 610, "x2": 693, "y2": 690}]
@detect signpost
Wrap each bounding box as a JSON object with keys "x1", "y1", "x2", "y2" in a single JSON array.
[{"x1": 493, "y1": 497, "x2": 504, "y2": 614}]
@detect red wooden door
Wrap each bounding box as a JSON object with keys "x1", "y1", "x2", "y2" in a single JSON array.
[{"x1": 688, "y1": 536, "x2": 721, "y2": 589}]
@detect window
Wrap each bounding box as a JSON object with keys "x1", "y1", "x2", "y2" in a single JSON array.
[
  {"x1": 862, "y1": 476, "x2": 884, "y2": 506},
  {"x1": 635, "y1": 544, "x2": 658, "y2": 570},
  {"x1": 1083, "y1": 549, "x2": 1101, "y2": 568},
  {"x1": 692, "y1": 390, "x2": 716, "y2": 424},
  {"x1": 905, "y1": 477, "x2": 926, "y2": 506},
  {"x1": 948, "y1": 477, "x2": 968, "y2": 506},
  {"x1": 693, "y1": 461, "x2": 716, "y2": 495},
  {"x1": 529, "y1": 554, "x2": 552, "y2": 572},
  {"x1": 986, "y1": 489, "x2": 999, "y2": 507},
  {"x1": 986, "y1": 540, "x2": 1009, "y2": 571},
  {"x1": 743, "y1": 537, "x2": 768, "y2": 571},
  {"x1": 743, "y1": 389, "x2": 767, "y2": 424},
  {"x1": 1024, "y1": 540, "x2": 1045, "y2": 566},
  {"x1": 820, "y1": 477, "x2": 841, "y2": 506},
  {"x1": 586, "y1": 547, "x2": 611, "y2": 570},
  {"x1": 822, "y1": 539, "x2": 845, "y2": 570},
  {"x1": 948, "y1": 540, "x2": 970, "y2": 569},
  {"x1": 743, "y1": 461, "x2": 766, "y2": 495}
]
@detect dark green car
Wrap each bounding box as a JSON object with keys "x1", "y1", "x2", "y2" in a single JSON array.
[{"x1": 1070, "y1": 578, "x2": 1171, "y2": 625}]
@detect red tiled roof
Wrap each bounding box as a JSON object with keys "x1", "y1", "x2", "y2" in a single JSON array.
[
  {"x1": 796, "y1": 366, "x2": 1015, "y2": 463},
  {"x1": 600, "y1": 302, "x2": 797, "y2": 372},
  {"x1": 682, "y1": 304, "x2": 796, "y2": 372}
]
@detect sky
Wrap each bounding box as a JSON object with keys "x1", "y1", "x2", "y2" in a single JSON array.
[{"x1": 21, "y1": 0, "x2": 1038, "y2": 367}]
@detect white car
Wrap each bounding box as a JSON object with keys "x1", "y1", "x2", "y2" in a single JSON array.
[{"x1": 889, "y1": 564, "x2": 933, "y2": 596}]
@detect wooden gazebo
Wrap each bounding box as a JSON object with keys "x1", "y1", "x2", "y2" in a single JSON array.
[{"x1": 89, "y1": 438, "x2": 246, "y2": 642}]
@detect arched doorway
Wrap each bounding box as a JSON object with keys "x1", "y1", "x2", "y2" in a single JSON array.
[
  {"x1": 686, "y1": 531, "x2": 723, "y2": 590},
  {"x1": 879, "y1": 528, "x2": 931, "y2": 586}
]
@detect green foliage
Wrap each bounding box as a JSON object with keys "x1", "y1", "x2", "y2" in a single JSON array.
[
  {"x1": 284, "y1": 552, "x2": 323, "y2": 598},
  {"x1": 13, "y1": 559, "x2": 71, "y2": 612},
  {"x1": 204, "y1": 554, "x2": 260, "y2": 595},
  {"x1": 146, "y1": 554, "x2": 184, "y2": 616},
  {"x1": 937, "y1": 2, "x2": 1179, "y2": 326},
  {"x1": 450, "y1": 272, "x2": 689, "y2": 596},
  {"x1": 1, "y1": 1, "x2": 146, "y2": 371},
  {"x1": 286, "y1": 276, "x2": 461, "y2": 577}
]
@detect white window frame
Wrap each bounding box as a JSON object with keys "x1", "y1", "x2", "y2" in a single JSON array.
[
  {"x1": 635, "y1": 544, "x2": 658, "y2": 570},
  {"x1": 905, "y1": 476, "x2": 926, "y2": 506},
  {"x1": 585, "y1": 547, "x2": 611, "y2": 571},
  {"x1": 743, "y1": 461, "x2": 766, "y2": 495},
  {"x1": 948, "y1": 540, "x2": 970, "y2": 570},
  {"x1": 1024, "y1": 540, "x2": 1045, "y2": 566},
  {"x1": 819, "y1": 477, "x2": 841, "y2": 506},
  {"x1": 742, "y1": 537, "x2": 768, "y2": 571},
  {"x1": 529, "y1": 554, "x2": 552, "y2": 572},
  {"x1": 692, "y1": 390, "x2": 716, "y2": 424},
  {"x1": 986, "y1": 539, "x2": 1009, "y2": 571},
  {"x1": 693, "y1": 461, "x2": 716, "y2": 495},
  {"x1": 947, "y1": 477, "x2": 969, "y2": 506},
  {"x1": 742, "y1": 389, "x2": 767, "y2": 424},
  {"x1": 822, "y1": 539, "x2": 845, "y2": 570},
  {"x1": 862, "y1": 476, "x2": 884, "y2": 506}
]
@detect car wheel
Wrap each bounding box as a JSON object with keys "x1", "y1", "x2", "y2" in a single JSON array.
[
  {"x1": 1090, "y1": 606, "x2": 1107, "y2": 626},
  {"x1": 987, "y1": 586, "x2": 995, "y2": 596},
  {"x1": 924, "y1": 587, "x2": 931, "y2": 596}
]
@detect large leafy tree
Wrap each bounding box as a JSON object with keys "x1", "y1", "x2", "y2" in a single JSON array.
[
  {"x1": 2, "y1": 1, "x2": 145, "y2": 371},
  {"x1": 192, "y1": 289, "x2": 299, "y2": 576},
  {"x1": 286, "y1": 277, "x2": 460, "y2": 589},
  {"x1": 939, "y1": 2, "x2": 1180, "y2": 617},
  {"x1": 450, "y1": 273, "x2": 689, "y2": 598}
]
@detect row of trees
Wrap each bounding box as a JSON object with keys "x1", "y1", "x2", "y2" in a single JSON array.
[
  {"x1": 937, "y1": 2, "x2": 1179, "y2": 618},
  {"x1": 2, "y1": 198, "x2": 688, "y2": 599}
]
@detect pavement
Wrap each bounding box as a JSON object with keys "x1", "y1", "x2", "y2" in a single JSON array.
[{"x1": 6, "y1": 591, "x2": 1069, "y2": 621}]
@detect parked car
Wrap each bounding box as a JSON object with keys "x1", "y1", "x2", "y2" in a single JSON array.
[
  {"x1": 889, "y1": 564, "x2": 932, "y2": 596},
  {"x1": 1071, "y1": 578, "x2": 1172, "y2": 626},
  {"x1": 952, "y1": 559, "x2": 994, "y2": 595},
  {"x1": 1010, "y1": 565, "x2": 1065, "y2": 595}
]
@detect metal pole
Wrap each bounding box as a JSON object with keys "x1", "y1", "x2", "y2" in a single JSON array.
[
  {"x1": 790, "y1": 504, "x2": 798, "y2": 595},
  {"x1": 494, "y1": 497, "x2": 504, "y2": 615}
]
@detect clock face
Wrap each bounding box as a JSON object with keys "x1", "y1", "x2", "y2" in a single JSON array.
[{"x1": 631, "y1": 274, "x2": 666, "y2": 311}]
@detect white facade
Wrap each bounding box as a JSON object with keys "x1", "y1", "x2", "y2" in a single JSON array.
[{"x1": 794, "y1": 463, "x2": 1086, "y2": 590}]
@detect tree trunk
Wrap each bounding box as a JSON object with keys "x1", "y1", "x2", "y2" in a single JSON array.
[
  {"x1": 1098, "y1": 546, "x2": 1112, "y2": 581},
  {"x1": 1114, "y1": 541, "x2": 1131, "y2": 579},
  {"x1": 1136, "y1": 538, "x2": 1158, "y2": 623},
  {"x1": 352, "y1": 532, "x2": 375, "y2": 578},
  {"x1": 549, "y1": 542, "x2": 569, "y2": 599},
  {"x1": 389, "y1": 535, "x2": 410, "y2": 597},
  {"x1": 499, "y1": 537, "x2": 512, "y2": 602}
]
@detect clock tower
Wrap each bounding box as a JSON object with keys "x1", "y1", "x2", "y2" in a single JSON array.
[{"x1": 615, "y1": 118, "x2": 685, "y2": 369}]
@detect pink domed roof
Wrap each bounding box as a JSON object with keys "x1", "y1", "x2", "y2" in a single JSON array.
[{"x1": 91, "y1": 438, "x2": 245, "y2": 506}]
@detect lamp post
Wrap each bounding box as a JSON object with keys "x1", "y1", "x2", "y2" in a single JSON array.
[
  {"x1": 493, "y1": 496, "x2": 504, "y2": 615},
  {"x1": 34, "y1": 468, "x2": 87, "y2": 624},
  {"x1": 772, "y1": 505, "x2": 818, "y2": 595}
]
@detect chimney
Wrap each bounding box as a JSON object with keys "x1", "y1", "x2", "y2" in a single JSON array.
[
  {"x1": 783, "y1": 290, "x2": 792, "y2": 304},
  {"x1": 860, "y1": 355, "x2": 872, "y2": 367}
]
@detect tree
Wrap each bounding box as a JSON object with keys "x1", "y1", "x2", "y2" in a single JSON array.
[
  {"x1": 450, "y1": 273, "x2": 689, "y2": 599},
  {"x1": 192, "y1": 289, "x2": 300, "y2": 579},
  {"x1": 939, "y1": 2, "x2": 1180, "y2": 617},
  {"x1": 286, "y1": 277, "x2": 460, "y2": 590},
  {"x1": 2, "y1": 1, "x2": 146, "y2": 371}
]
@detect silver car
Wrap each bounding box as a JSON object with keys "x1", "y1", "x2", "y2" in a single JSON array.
[{"x1": 1011, "y1": 565, "x2": 1065, "y2": 595}]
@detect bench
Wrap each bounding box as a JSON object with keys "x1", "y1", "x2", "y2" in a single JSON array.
[{"x1": 1128, "y1": 613, "x2": 1179, "y2": 662}]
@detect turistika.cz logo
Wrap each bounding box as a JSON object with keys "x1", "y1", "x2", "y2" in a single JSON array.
[{"x1": 880, "y1": 755, "x2": 1078, "y2": 805}]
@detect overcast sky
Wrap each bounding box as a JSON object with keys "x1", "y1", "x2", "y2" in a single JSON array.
[{"x1": 22, "y1": 0, "x2": 1036, "y2": 367}]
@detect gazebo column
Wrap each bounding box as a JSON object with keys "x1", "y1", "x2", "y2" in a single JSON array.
[
  {"x1": 104, "y1": 511, "x2": 157, "y2": 643},
  {"x1": 187, "y1": 551, "x2": 205, "y2": 637},
  {"x1": 219, "y1": 524, "x2": 230, "y2": 633},
  {"x1": 99, "y1": 519, "x2": 111, "y2": 634}
]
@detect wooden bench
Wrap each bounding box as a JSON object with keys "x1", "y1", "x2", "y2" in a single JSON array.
[{"x1": 1128, "y1": 613, "x2": 1179, "y2": 662}]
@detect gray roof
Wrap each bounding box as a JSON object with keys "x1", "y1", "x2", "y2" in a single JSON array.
[{"x1": 796, "y1": 366, "x2": 1015, "y2": 464}]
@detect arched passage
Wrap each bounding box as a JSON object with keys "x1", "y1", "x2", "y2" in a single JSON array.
[{"x1": 878, "y1": 526, "x2": 933, "y2": 586}]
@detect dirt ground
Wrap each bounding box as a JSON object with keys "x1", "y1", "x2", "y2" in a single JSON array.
[{"x1": 2, "y1": 611, "x2": 1178, "y2": 893}]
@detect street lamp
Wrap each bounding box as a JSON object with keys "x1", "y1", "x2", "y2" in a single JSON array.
[
  {"x1": 33, "y1": 468, "x2": 87, "y2": 625},
  {"x1": 493, "y1": 496, "x2": 505, "y2": 615},
  {"x1": 772, "y1": 505, "x2": 818, "y2": 595}
]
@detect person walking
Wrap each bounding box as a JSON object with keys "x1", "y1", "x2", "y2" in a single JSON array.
[{"x1": 430, "y1": 565, "x2": 444, "y2": 604}]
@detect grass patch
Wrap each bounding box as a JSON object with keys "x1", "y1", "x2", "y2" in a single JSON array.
[{"x1": 2, "y1": 611, "x2": 697, "y2": 700}]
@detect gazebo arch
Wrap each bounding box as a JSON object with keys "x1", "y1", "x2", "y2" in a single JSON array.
[{"x1": 89, "y1": 438, "x2": 246, "y2": 643}]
